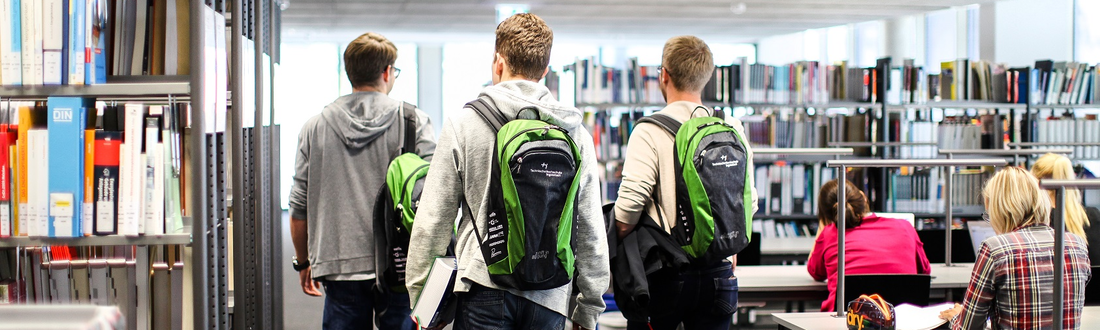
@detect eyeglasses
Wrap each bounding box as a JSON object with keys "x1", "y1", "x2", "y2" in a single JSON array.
[
  {"x1": 391, "y1": 66, "x2": 402, "y2": 79},
  {"x1": 981, "y1": 212, "x2": 991, "y2": 222},
  {"x1": 657, "y1": 65, "x2": 664, "y2": 76}
]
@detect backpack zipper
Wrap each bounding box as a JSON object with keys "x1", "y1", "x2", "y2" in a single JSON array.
[{"x1": 398, "y1": 164, "x2": 430, "y2": 212}]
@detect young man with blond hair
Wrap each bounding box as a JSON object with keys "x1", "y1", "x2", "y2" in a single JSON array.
[
  {"x1": 613, "y1": 35, "x2": 758, "y2": 330},
  {"x1": 288, "y1": 32, "x2": 435, "y2": 330},
  {"x1": 407, "y1": 13, "x2": 610, "y2": 330}
]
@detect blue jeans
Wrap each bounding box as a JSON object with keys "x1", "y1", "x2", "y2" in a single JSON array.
[
  {"x1": 454, "y1": 284, "x2": 565, "y2": 330},
  {"x1": 626, "y1": 262, "x2": 738, "y2": 330},
  {"x1": 320, "y1": 279, "x2": 414, "y2": 330}
]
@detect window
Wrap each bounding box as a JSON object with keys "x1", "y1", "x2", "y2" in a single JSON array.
[
  {"x1": 854, "y1": 21, "x2": 885, "y2": 67},
  {"x1": 1076, "y1": 0, "x2": 1100, "y2": 63},
  {"x1": 925, "y1": 9, "x2": 958, "y2": 73},
  {"x1": 442, "y1": 42, "x2": 494, "y2": 123},
  {"x1": 276, "y1": 42, "x2": 342, "y2": 208},
  {"x1": 826, "y1": 25, "x2": 850, "y2": 64}
]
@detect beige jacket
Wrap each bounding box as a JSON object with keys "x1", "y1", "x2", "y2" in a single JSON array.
[{"x1": 614, "y1": 101, "x2": 759, "y2": 232}]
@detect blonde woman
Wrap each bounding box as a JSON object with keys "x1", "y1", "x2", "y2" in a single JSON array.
[
  {"x1": 1032, "y1": 153, "x2": 1100, "y2": 266},
  {"x1": 940, "y1": 167, "x2": 1091, "y2": 329}
]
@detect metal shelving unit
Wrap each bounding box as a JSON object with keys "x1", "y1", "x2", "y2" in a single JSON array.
[
  {"x1": 231, "y1": 0, "x2": 284, "y2": 329},
  {"x1": 0, "y1": 2, "x2": 230, "y2": 329}
]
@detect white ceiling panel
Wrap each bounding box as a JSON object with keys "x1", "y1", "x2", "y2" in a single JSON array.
[{"x1": 281, "y1": 0, "x2": 1002, "y2": 43}]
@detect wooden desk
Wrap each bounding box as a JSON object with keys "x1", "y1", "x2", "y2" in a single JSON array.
[
  {"x1": 736, "y1": 263, "x2": 974, "y2": 303},
  {"x1": 772, "y1": 306, "x2": 1100, "y2": 330}
]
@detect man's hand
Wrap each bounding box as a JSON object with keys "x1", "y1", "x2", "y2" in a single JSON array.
[
  {"x1": 615, "y1": 221, "x2": 635, "y2": 240},
  {"x1": 938, "y1": 303, "x2": 962, "y2": 321},
  {"x1": 299, "y1": 267, "x2": 323, "y2": 296}
]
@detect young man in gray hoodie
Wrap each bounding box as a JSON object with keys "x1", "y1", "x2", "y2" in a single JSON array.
[
  {"x1": 406, "y1": 13, "x2": 610, "y2": 330},
  {"x1": 288, "y1": 32, "x2": 435, "y2": 330}
]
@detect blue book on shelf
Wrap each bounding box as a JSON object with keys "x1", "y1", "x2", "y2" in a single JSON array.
[
  {"x1": 67, "y1": 0, "x2": 86, "y2": 85},
  {"x1": 47, "y1": 96, "x2": 90, "y2": 237}
]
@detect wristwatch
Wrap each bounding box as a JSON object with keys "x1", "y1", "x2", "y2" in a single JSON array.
[{"x1": 292, "y1": 256, "x2": 310, "y2": 272}]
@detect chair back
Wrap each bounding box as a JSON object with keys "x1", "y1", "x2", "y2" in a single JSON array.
[{"x1": 843, "y1": 274, "x2": 932, "y2": 307}]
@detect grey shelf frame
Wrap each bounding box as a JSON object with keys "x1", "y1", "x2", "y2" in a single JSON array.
[
  {"x1": 0, "y1": 76, "x2": 190, "y2": 98},
  {"x1": 1028, "y1": 104, "x2": 1100, "y2": 109},
  {"x1": 889, "y1": 101, "x2": 1030, "y2": 110},
  {"x1": 0, "y1": 234, "x2": 192, "y2": 247}
]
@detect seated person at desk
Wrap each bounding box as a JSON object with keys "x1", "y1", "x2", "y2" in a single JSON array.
[
  {"x1": 939, "y1": 167, "x2": 1092, "y2": 329},
  {"x1": 1032, "y1": 153, "x2": 1100, "y2": 266},
  {"x1": 807, "y1": 179, "x2": 931, "y2": 312}
]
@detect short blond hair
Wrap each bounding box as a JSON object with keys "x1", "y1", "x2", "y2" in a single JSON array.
[
  {"x1": 495, "y1": 13, "x2": 553, "y2": 80},
  {"x1": 983, "y1": 166, "x2": 1051, "y2": 234},
  {"x1": 661, "y1": 36, "x2": 714, "y2": 92},
  {"x1": 1031, "y1": 153, "x2": 1089, "y2": 238},
  {"x1": 344, "y1": 32, "x2": 397, "y2": 89}
]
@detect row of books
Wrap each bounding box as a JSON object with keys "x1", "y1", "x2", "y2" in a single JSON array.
[
  {"x1": 753, "y1": 219, "x2": 819, "y2": 239},
  {"x1": 754, "y1": 163, "x2": 837, "y2": 216},
  {"x1": 888, "y1": 168, "x2": 943, "y2": 213},
  {"x1": 886, "y1": 167, "x2": 991, "y2": 214},
  {"x1": 0, "y1": 0, "x2": 190, "y2": 86},
  {"x1": 1032, "y1": 61, "x2": 1096, "y2": 105},
  {"x1": 1029, "y1": 116, "x2": 1100, "y2": 159},
  {"x1": 572, "y1": 57, "x2": 875, "y2": 106},
  {"x1": 572, "y1": 57, "x2": 660, "y2": 105},
  {"x1": 0, "y1": 98, "x2": 185, "y2": 238},
  {"x1": 726, "y1": 60, "x2": 833, "y2": 105},
  {"x1": 0, "y1": 246, "x2": 183, "y2": 329},
  {"x1": 932, "y1": 59, "x2": 1027, "y2": 103}
]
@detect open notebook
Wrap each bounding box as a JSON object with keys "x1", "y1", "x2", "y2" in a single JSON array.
[{"x1": 894, "y1": 302, "x2": 956, "y2": 330}]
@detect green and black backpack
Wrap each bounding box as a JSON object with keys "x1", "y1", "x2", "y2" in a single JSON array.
[
  {"x1": 373, "y1": 102, "x2": 429, "y2": 294},
  {"x1": 462, "y1": 97, "x2": 583, "y2": 291},
  {"x1": 637, "y1": 106, "x2": 753, "y2": 265}
]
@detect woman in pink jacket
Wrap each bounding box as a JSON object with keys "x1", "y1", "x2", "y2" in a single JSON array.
[{"x1": 807, "y1": 179, "x2": 932, "y2": 312}]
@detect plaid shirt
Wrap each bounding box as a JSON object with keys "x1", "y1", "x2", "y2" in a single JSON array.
[{"x1": 951, "y1": 224, "x2": 1092, "y2": 330}]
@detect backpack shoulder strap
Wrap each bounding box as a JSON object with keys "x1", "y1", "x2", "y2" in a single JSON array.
[
  {"x1": 636, "y1": 113, "x2": 682, "y2": 137},
  {"x1": 466, "y1": 97, "x2": 507, "y2": 132},
  {"x1": 401, "y1": 102, "x2": 418, "y2": 154}
]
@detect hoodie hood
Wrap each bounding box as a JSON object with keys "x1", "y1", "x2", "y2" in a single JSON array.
[
  {"x1": 321, "y1": 91, "x2": 401, "y2": 149},
  {"x1": 479, "y1": 80, "x2": 583, "y2": 132}
]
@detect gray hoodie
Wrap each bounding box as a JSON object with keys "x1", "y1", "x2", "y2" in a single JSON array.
[
  {"x1": 407, "y1": 80, "x2": 611, "y2": 329},
  {"x1": 289, "y1": 91, "x2": 436, "y2": 278}
]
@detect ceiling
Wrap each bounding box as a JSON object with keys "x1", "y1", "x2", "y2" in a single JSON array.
[{"x1": 281, "y1": 0, "x2": 1000, "y2": 44}]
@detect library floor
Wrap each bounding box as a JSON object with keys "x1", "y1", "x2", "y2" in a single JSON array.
[{"x1": 278, "y1": 211, "x2": 782, "y2": 329}]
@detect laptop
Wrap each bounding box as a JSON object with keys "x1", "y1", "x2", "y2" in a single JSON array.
[{"x1": 966, "y1": 220, "x2": 999, "y2": 258}]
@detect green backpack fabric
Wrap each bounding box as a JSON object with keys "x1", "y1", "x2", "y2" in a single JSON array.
[
  {"x1": 636, "y1": 107, "x2": 753, "y2": 265},
  {"x1": 463, "y1": 97, "x2": 583, "y2": 291},
  {"x1": 373, "y1": 102, "x2": 428, "y2": 294}
]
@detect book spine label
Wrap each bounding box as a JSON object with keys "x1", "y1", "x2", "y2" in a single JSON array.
[
  {"x1": 68, "y1": 0, "x2": 85, "y2": 85},
  {"x1": 84, "y1": 128, "x2": 94, "y2": 235},
  {"x1": 2, "y1": 0, "x2": 22, "y2": 85},
  {"x1": 143, "y1": 116, "x2": 161, "y2": 235},
  {"x1": 41, "y1": 0, "x2": 62, "y2": 85},
  {"x1": 19, "y1": 0, "x2": 32, "y2": 85},
  {"x1": 93, "y1": 131, "x2": 120, "y2": 235},
  {"x1": 0, "y1": 132, "x2": 10, "y2": 237},
  {"x1": 48, "y1": 97, "x2": 84, "y2": 237}
]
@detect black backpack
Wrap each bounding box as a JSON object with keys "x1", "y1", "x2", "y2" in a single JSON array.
[
  {"x1": 462, "y1": 98, "x2": 584, "y2": 291},
  {"x1": 373, "y1": 102, "x2": 428, "y2": 294}
]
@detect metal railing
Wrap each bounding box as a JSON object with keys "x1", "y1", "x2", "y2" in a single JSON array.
[{"x1": 824, "y1": 158, "x2": 1009, "y2": 316}]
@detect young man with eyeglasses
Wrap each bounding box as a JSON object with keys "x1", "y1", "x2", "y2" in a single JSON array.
[{"x1": 288, "y1": 32, "x2": 436, "y2": 330}]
